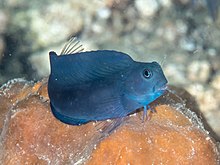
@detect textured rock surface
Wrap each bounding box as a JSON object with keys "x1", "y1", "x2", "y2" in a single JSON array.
[
  {"x1": 0, "y1": 79, "x2": 219, "y2": 164},
  {"x1": 88, "y1": 105, "x2": 219, "y2": 164},
  {"x1": 0, "y1": 79, "x2": 102, "y2": 164},
  {"x1": 1, "y1": 0, "x2": 220, "y2": 138}
]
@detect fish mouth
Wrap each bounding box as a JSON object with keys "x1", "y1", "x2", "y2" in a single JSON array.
[
  {"x1": 157, "y1": 85, "x2": 168, "y2": 91},
  {"x1": 153, "y1": 82, "x2": 168, "y2": 93}
]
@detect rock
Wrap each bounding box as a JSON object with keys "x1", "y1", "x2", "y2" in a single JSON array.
[
  {"x1": 1, "y1": 0, "x2": 112, "y2": 82},
  {"x1": 0, "y1": 79, "x2": 219, "y2": 164},
  {"x1": 1, "y1": 1, "x2": 219, "y2": 138},
  {"x1": 186, "y1": 83, "x2": 220, "y2": 138},
  {"x1": 106, "y1": 0, "x2": 133, "y2": 10},
  {"x1": 4, "y1": 1, "x2": 107, "y2": 50},
  {"x1": 164, "y1": 63, "x2": 187, "y2": 85},
  {"x1": 156, "y1": 21, "x2": 177, "y2": 42},
  {"x1": 187, "y1": 61, "x2": 211, "y2": 83},
  {"x1": 96, "y1": 7, "x2": 111, "y2": 20},
  {"x1": 0, "y1": 11, "x2": 8, "y2": 34},
  {"x1": 88, "y1": 105, "x2": 219, "y2": 164},
  {"x1": 166, "y1": 85, "x2": 220, "y2": 141},
  {"x1": 28, "y1": 49, "x2": 54, "y2": 78},
  {"x1": 135, "y1": 0, "x2": 160, "y2": 17},
  {"x1": 179, "y1": 37, "x2": 196, "y2": 52},
  {"x1": 211, "y1": 72, "x2": 220, "y2": 90},
  {"x1": 186, "y1": 84, "x2": 216, "y2": 112},
  {"x1": 0, "y1": 10, "x2": 8, "y2": 62},
  {"x1": 135, "y1": 0, "x2": 171, "y2": 18},
  {"x1": 29, "y1": 2, "x2": 83, "y2": 49},
  {"x1": 0, "y1": 78, "x2": 35, "y2": 130}
]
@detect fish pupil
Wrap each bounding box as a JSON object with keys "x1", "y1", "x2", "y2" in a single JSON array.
[{"x1": 143, "y1": 69, "x2": 152, "y2": 79}]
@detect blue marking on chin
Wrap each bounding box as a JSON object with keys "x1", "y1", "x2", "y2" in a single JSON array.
[
  {"x1": 141, "y1": 90, "x2": 165, "y2": 105},
  {"x1": 127, "y1": 90, "x2": 165, "y2": 105}
]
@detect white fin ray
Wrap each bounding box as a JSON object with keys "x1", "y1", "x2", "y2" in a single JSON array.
[{"x1": 60, "y1": 37, "x2": 84, "y2": 55}]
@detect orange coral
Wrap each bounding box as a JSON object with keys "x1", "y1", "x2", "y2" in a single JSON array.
[{"x1": 0, "y1": 79, "x2": 219, "y2": 164}]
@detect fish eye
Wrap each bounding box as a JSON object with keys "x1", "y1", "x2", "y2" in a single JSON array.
[{"x1": 143, "y1": 69, "x2": 152, "y2": 79}]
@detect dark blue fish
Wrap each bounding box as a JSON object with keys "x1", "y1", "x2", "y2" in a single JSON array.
[{"x1": 48, "y1": 38, "x2": 168, "y2": 126}]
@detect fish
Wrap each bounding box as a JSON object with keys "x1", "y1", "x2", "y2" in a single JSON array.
[{"x1": 48, "y1": 38, "x2": 168, "y2": 126}]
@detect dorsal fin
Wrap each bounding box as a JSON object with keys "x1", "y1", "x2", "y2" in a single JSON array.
[
  {"x1": 60, "y1": 37, "x2": 84, "y2": 55},
  {"x1": 50, "y1": 50, "x2": 134, "y2": 85}
]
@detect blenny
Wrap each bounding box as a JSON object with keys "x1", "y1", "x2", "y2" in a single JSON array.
[{"x1": 48, "y1": 38, "x2": 168, "y2": 126}]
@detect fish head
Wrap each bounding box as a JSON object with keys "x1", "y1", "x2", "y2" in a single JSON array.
[{"x1": 123, "y1": 61, "x2": 168, "y2": 105}]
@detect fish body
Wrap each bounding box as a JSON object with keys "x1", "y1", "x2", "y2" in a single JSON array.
[{"x1": 48, "y1": 40, "x2": 168, "y2": 125}]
